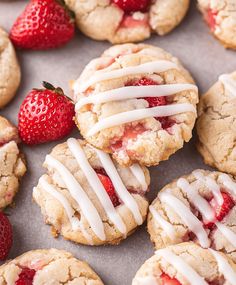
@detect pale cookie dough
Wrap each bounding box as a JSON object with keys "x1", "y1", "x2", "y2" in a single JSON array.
[
  {"x1": 132, "y1": 242, "x2": 236, "y2": 285},
  {"x1": 33, "y1": 138, "x2": 150, "y2": 246},
  {"x1": 0, "y1": 116, "x2": 26, "y2": 210},
  {"x1": 0, "y1": 27, "x2": 21, "y2": 108},
  {"x1": 72, "y1": 43, "x2": 198, "y2": 167},
  {"x1": 0, "y1": 248, "x2": 104, "y2": 285},
  {"x1": 65, "y1": 0, "x2": 189, "y2": 43},
  {"x1": 148, "y1": 169, "x2": 236, "y2": 262},
  {"x1": 198, "y1": 0, "x2": 236, "y2": 50},
  {"x1": 197, "y1": 71, "x2": 236, "y2": 175}
]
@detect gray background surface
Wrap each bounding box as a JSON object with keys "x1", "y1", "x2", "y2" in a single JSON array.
[{"x1": 0, "y1": 1, "x2": 236, "y2": 284}]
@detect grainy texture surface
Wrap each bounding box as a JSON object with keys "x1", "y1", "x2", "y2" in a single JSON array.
[{"x1": 0, "y1": 1, "x2": 236, "y2": 285}]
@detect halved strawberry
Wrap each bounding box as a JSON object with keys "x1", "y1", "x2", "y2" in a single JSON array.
[
  {"x1": 161, "y1": 273, "x2": 182, "y2": 285},
  {"x1": 15, "y1": 267, "x2": 36, "y2": 285}
]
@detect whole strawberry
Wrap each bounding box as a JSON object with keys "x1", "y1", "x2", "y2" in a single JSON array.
[
  {"x1": 10, "y1": 0, "x2": 75, "y2": 49},
  {"x1": 0, "y1": 212, "x2": 13, "y2": 260},
  {"x1": 18, "y1": 82, "x2": 75, "y2": 145}
]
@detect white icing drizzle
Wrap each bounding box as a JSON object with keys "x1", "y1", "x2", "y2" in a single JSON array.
[
  {"x1": 177, "y1": 178, "x2": 215, "y2": 221},
  {"x1": 67, "y1": 138, "x2": 127, "y2": 235},
  {"x1": 134, "y1": 276, "x2": 157, "y2": 285},
  {"x1": 87, "y1": 103, "x2": 196, "y2": 136},
  {"x1": 218, "y1": 173, "x2": 236, "y2": 198},
  {"x1": 156, "y1": 248, "x2": 208, "y2": 285},
  {"x1": 129, "y1": 164, "x2": 148, "y2": 191},
  {"x1": 74, "y1": 60, "x2": 180, "y2": 93},
  {"x1": 209, "y1": 249, "x2": 236, "y2": 285},
  {"x1": 149, "y1": 205, "x2": 177, "y2": 241},
  {"x1": 219, "y1": 74, "x2": 236, "y2": 96},
  {"x1": 45, "y1": 155, "x2": 106, "y2": 241},
  {"x1": 75, "y1": 84, "x2": 197, "y2": 111},
  {"x1": 159, "y1": 191, "x2": 210, "y2": 248},
  {"x1": 93, "y1": 148, "x2": 143, "y2": 225},
  {"x1": 216, "y1": 222, "x2": 236, "y2": 248}
]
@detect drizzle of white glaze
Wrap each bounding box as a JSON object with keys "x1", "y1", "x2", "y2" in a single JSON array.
[
  {"x1": 218, "y1": 173, "x2": 236, "y2": 198},
  {"x1": 216, "y1": 222, "x2": 236, "y2": 248},
  {"x1": 219, "y1": 74, "x2": 236, "y2": 96},
  {"x1": 129, "y1": 164, "x2": 148, "y2": 192}
]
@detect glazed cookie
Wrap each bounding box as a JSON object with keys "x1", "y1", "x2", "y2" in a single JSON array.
[
  {"x1": 147, "y1": 169, "x2": 236, "y2": 262},
  {"x1": 0, "y1": 27, "x2": 21, "y2": 108},
  {"x1": 132, "y1": 242, "x2": 236, "y2": 285},
  {"x1": 72, "y1": 43, "x2": 198, "y2": 167},
  {"x1": 0, "y1": 248, "x2": 103, "y2": 284},
  {"x1": 33, "y1": 138, "x2": 150, "y2": 245},
  {"x1": 198, "y1": 0, "x2": 236, "y2": 49},
  {"x1": 65, "y1": 0, "x2": 189, "y2": 43},
  {"x1": 0, "y1": 116, "x2": 26, "y2": 209},
  {"x1": 197, "y1": 71, "x2": 236, "y2": 175}
]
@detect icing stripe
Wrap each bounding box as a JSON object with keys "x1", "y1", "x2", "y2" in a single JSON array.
[
  {"x1": 159, "y1": 191, "x2": 210, "y2": 248},
  {"x1": 75, "y1": 84, "x2": 198, "y2": 111},
  {"x1": 94, "y1": 148, "x2": 143, "y2": 225},
  {"x1": 218, "y1": 174, "x2": 236, "y2": 198},
  {"x1": 219, "y1": 74, "x2": 236, "y2": 96},
  {"x1": 67, "y1": 138, "x2": 127, "y2": 235},
  {"x1": 209, "y1": 249, "x2": 236, "y2": 284},
  {"x1": 74, "y1": 60, "x2": 180, "y2": 93},
  {"x1": 156, "y1": 248, "x2": 208, "y2": 285},
  {"x1": 87, "y1": 103, "x2": 196, "y2": 136},
  {"x1": 45, "y1": 155, "x2": 106, "y2": 241},
  {"x1": 216, "y1": 222, "x2": 236, "y2": 248},
  {"x1": 129, "y1": 164, "x2": 148, "y2": 191}
]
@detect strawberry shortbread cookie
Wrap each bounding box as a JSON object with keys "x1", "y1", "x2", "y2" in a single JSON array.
[
  {"x1": 0, "y1": 27, "x2": 21, "y2": 108},
  {"x1": 198, "y1": 0, "x2": 236, "y2": 49},
  {"x1": 33, "y1": 138, "x2": 150, "y2": 245},
  {"x1": 148, "y1": 169, "x2": 236, "y2": 262},
  {"x1": 72, "y1": 44, "x2": 198, "y2": 167},
  {"x1": 132, "y1": 242, "x2": 236, "y2": 285},
  {"x1": 0, "y1": 248, "x2": 104, "y2": 284},
  {"x1": 197, "y1": 71, "x2": 236, "y2": 175},
  {"x1": 0, "y1": 116, "x2": 26, "y2": 210},
  {"x1": 64, "y1": 0, "x2": 190, "y2": 43}
]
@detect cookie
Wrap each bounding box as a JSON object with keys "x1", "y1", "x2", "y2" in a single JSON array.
[
  {"x1": 0, "y1": 116, "x2": 26, "y2": 210},
  {"x1": 0, "y1": 27, "x2": 21, "y2": 108},
  {"x1": 72, "y1": 43, "x2": 198, "y2": 167},
  {"x1": 132, "y1": 242, "x2": 236, "y2": 285},
  {"x1": 65, "y1": 0, "x2": 189, "y2": 43},
  {"x1": 33, "y1": 138, "x2": 150, "y2": 245},
  {"x1": 148, "y1": 169, "x2": 236, "y2": 262},
  {"x1": 0, "y1": 248, "x2": 103, "y2": 284},
  {"x1": 198, "y1": 0, "x2": 236, "y2": 50},
  {"x1": 197, "y1": 71, "x2": 236, "y2": 175}
]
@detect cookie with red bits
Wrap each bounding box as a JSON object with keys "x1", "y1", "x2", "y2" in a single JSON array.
[
  {"x1": 72, "y1": 43, "x2": 198, "y2": 167},
  {"x1": 0, "y1": 248, "x2": 104, "y2": 284},
  {"x1": 33, "y1": 138, "x2": 150, "y2": 245},
  {"x1": 148, "y1": 169, "x2": 236, "y2": 262},
  {"x1": 0, "y1": 116, "x2": 26, "y2": 210},
  {"x1": 64, "y1": 0, "x2": 189, "y2": 43},
  {"x1": 132, "y1": 242, "x2": 236, "y2": 285},
  {"x1": 198, "y1": 0, "x2": 236, "y2": 50}
]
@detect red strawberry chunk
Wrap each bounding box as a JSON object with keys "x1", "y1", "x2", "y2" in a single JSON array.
[
  {"x1": 207, "y1": 9, "x2": 217, "y2": 31},
  {"x1": 112, "y1": 0, "x2": 150, "y2": 13},
  {"x1": 97, "y1": 172, "x2": 120, "y2": 207},
  {"x1": 161, "y1": 273, "x2": 182, "y2": 285},
  {"x1": 15, "y1": 267, "x2": 36, "y2": 285},
  {"x1": 0, "y1": 212, "x2": 13, "y2": 260}
]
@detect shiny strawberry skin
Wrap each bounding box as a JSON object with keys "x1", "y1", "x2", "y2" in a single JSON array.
[
  {"x1": 0, "y1": 212, "x2": 13, "y2": 260},
  {"x1": 161, "y1": 273, "x2": 182, "y2": 285},
  {"x1": 112, "y1": 0, "x2": 150, "y2": 13},
  {"x1": 10, "y1": 0, "x2": 75, "y2": 49},
  {"x1": 15, "y1": 267, "x2": 36, "y2": 285},
  {"x1": 18, "y1": 86, "x2": 75, "y2": 145}
]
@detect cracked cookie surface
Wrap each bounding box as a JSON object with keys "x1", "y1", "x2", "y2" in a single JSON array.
[
  {"x1": 72, "y1": 43, "x2": 198, "y2": 167},
  {"x1": 198, "y1": 0, "x2": 236, "y2": 49},
  {"x1": 148, "y1": 169, "x2": 236, "y2": 262},
  {"x1": 33, "y1": 138, "x2": 150, "y2": 245},
  {"x1": 0, "y1": 248, "x2": 104, "y2": 285},
  {"x1": 197, "y1": 71, "x2": 236, "y2": 175},
  {"x1": 132, "y1": 242, "x2": 236, "y2": 285},
  {"x1": 0, "y1": 27, "x2": 21, "y2": 108},
  {"x1": 0, "y1": 116, "x2": 26, "y2": 210},
  {"x1": 64, "y1": 0, "x2": 189, "y2": 43}
]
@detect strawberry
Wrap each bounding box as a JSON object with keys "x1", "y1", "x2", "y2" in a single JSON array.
[
  {"x1": 96, "y1": 172, "x2": 120, "y2": 207},
  {"x1": 18, "y1": 82, "x2": 75, "y2": 145},
  {"x1": 207, "y1": 9, "x2": 217, "y2": 31},
  {"x1": 10, "y1": 0, "x2": 75, "y2": 50},
  {"x1": 112, "y1": 0, "x2": 150, "y2": 13},
  {"x1": 161, "y1": 273, "x2": 182, "y2": 285},
  {"x1": 15, "y1": 267, "x2": 36, "y2": 285},
  {"x1": 0, "y1": 212, "x2": 13, "y2": 260}
]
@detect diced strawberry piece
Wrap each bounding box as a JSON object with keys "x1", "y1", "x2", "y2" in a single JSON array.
[
  {"x1": 15, "y1": 267, "x2": 36, "y2": 285},
  {"x1": 112, "y1": 0, "x2": 150, "y2": 13},
  {"x1": 207, "y1": 9, "x2": 217, "y2": 31},
  {"x1": 161, "y1": 273, "x2": 182, "y2": 285}
]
